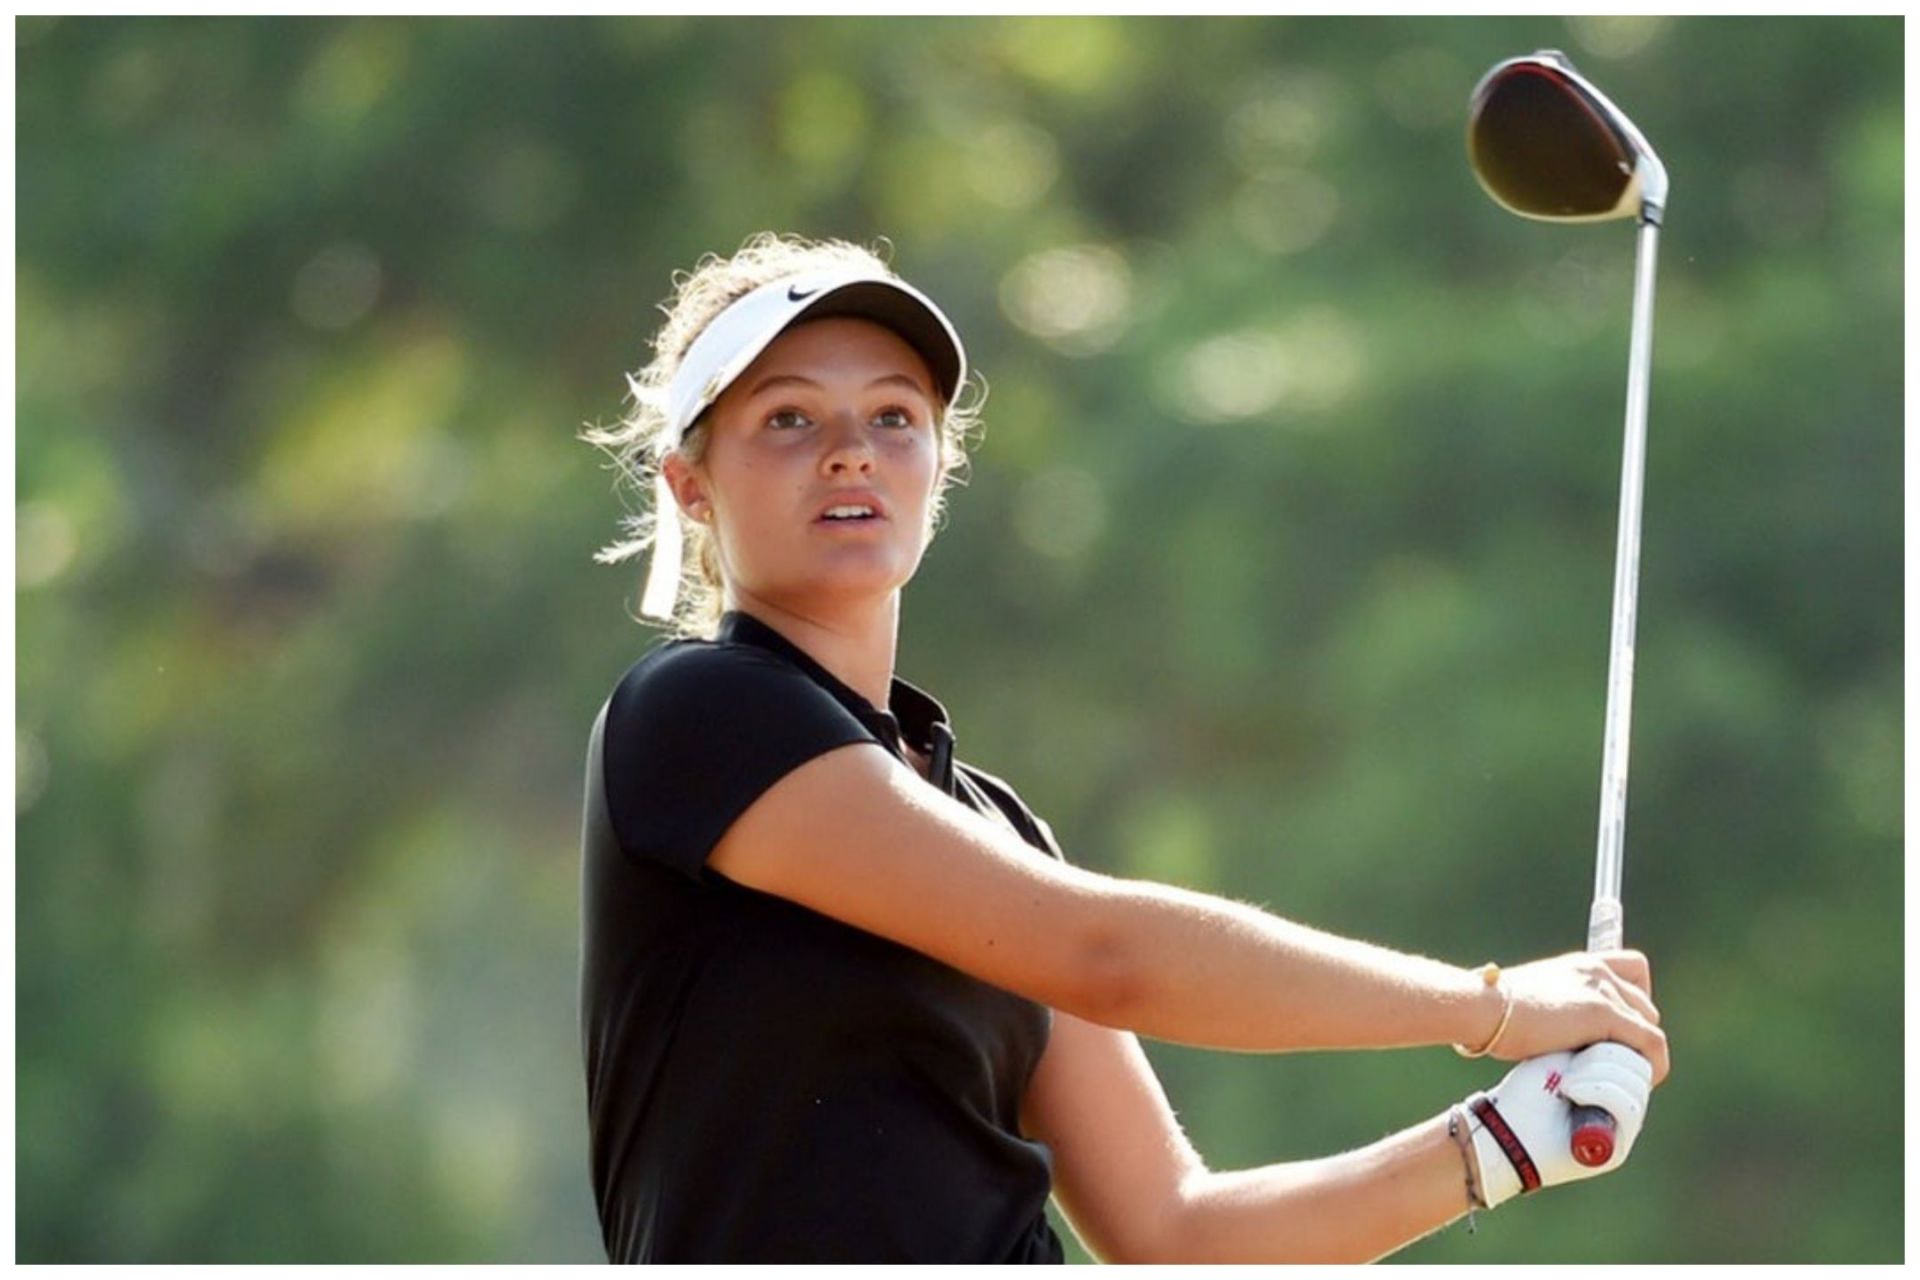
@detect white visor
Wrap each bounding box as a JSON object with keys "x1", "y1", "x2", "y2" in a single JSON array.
[{"x1": 639, "y1": 268, "x2": 968, "y2": 620}]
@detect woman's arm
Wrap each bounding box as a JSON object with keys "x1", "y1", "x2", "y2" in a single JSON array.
[
  {"x1": 709, "y1": 742, "x2": 1667, "y2": 1074},
  {"x1": 1022, "y1": 1009, "x2": 1484, "y2": 1264},
  {"x1": 1167, "y1": 1113, "x2": 1474, "y2": 1264},
  {"x1": 1017, "y1": 1010, "x2": 1205, "y2": 1263},
  {"x1": 1025, "y1": 1011, "x2": 1656, "y2": 1263}
]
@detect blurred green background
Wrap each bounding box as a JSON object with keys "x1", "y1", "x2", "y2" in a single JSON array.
[{"x1": 15, "y1": 15, "x2": 1902, "y2": 1263}]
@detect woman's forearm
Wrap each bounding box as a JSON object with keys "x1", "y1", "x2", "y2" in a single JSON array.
[
  {"x1": 1090, "y1": 878, "x2": 1499, "y2": 1052},
  {"x1": 1166, "y1": 1111, "x2": 1473, "y2": 1263}
]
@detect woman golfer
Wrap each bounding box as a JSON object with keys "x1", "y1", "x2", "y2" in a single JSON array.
[{"x1": 578, "y1": 234, "x2": 1668, "y2": 1264}]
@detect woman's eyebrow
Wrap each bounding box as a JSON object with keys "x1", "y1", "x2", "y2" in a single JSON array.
[
  {"x1": 868, "y1": 373, "x2": 932, "y2": 397},
  {"x1": 744, "y1": 372, "x2": 932, "y2": 397}
]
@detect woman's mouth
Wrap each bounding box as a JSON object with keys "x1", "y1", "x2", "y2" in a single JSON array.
[{"x1": 818, "y1": 503, "x2": 881, "y2": 523}]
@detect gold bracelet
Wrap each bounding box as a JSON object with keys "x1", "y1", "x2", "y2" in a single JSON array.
[{"x1": 1452, "y1": 962, "x2": 1515, "y2": 1059}]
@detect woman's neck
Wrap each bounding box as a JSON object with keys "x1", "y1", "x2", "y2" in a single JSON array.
[{"x1": 727, "y1": 590, "x2": 901, "y2": 712}]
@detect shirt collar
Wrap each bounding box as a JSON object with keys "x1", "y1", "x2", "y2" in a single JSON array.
[{"x1": 715, "y1": 610, "x2": 953, "y2": 758}]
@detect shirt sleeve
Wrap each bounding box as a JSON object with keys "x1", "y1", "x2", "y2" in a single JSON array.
[{"x1": 601, "y1": 642, "x2": 878, "y2": 881}]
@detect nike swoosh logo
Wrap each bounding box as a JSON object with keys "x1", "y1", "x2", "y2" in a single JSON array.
[{"x1": 788, "y1": 285, "x2": 820, "y2": 302}]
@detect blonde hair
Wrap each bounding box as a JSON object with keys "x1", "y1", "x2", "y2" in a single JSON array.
[{"x1": 582, "y1": 232, "x2": 983, "y2": 638}]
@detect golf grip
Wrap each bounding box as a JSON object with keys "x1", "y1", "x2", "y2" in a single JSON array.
[
  {"x1": 1568, "y1": 905, "x2": 1627, "y2": 1166},
  {"x1": 1567, "y1": 921, "x2": 1621, "y2": 1167},
  {"x1": 1569, "y1": 1107, "x2": 1616, "y2": 1167}
]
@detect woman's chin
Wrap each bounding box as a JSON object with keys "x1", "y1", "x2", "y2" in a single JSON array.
[{"x1": 758, "y1": 556, "x2": 920, "y2": 606}]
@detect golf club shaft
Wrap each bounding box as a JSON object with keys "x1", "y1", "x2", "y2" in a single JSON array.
[
  {"x1": 1570, "y1": 218, "x2": 1660, "y2": 1168},
  {"x1": 1587, "y1": 217, "x2": 1660, "y2": 954}
]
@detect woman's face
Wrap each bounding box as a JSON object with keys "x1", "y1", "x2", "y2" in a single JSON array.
[{"x1": 667, "y1": 315, "x2": 944, "y2": 615}]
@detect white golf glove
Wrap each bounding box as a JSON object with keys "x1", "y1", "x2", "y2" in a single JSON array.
[{"x1": 1462, "y1": 1042, "x2": 1654, "y2": 1208}]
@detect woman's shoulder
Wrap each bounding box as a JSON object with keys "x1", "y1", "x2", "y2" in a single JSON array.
[
  {"x1": 614, "y1": 635, "x2": 791, "y2": 697},
  {"x1": 594, "y1": 633, "x2": 881, "y2": 878},
  {"x1": 604, "y1": 634, "x2": 865, "y2": 750}
]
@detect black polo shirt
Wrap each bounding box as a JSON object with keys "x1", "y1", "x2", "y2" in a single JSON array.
[{"x1": 579, "y1": 610, "x2": 1066, "y2": 1263}]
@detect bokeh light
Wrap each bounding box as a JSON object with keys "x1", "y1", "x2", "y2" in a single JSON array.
[
  {"x1": 960, "y1": 117, "x2": 1061, "y2": 210},
  {"x1": 17, "y1": 727, "x2": 52, "y2": 815},
  {"x1": 291, "y1": 243, "x2": 384, "y2": 332},
  {"x1": 16, "y1": 499, "x2": 78, "y2": 589},
  {"x1": 998, "y1": 244, "x2": 1135, "y2": 356},
  {"x1": 1233, "y1": 168, "x2": 1340, "y2": 256},
  {"x1": 1227, "y1": 69, "x2": 1342, "y2": 171},
  {"x1": 1374, "y1": 46, "x2": 1470, "y2": 132},
  {"x1": 1161, "y1": 307, "x2": 1365, "y2": 423},
  {"x1": 1567, "y1": 15, "x2": 1673, "y2": 61}
]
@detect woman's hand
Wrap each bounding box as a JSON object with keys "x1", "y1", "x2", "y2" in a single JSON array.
[
  {"x1": 1462, "y1": 1042, "x2": 1658, "y2": 1208},
  {"x1": 1480, "y1": 950, "x2": 1668, "y2": 1084}
]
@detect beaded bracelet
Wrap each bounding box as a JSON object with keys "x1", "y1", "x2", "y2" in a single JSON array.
[{"x1": 1447, "y1": 1104, "x2": 1489, "y2": 1233}]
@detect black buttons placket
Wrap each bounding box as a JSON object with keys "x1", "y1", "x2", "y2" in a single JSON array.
[{"x1": 929, "y1": 721, "x2": 955, "y2": 795}]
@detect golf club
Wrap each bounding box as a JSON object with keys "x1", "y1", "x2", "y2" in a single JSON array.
[{"x1": 1467, "y1": 49, "x2": 1667, "y2": 1169}]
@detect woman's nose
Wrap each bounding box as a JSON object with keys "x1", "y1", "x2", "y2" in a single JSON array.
[{"x1": 821, "y1": 412, "x2": 876, "y2": 473}]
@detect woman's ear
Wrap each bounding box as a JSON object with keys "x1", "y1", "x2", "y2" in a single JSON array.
[{"x1": 661, "y1": 453, "x2": 710, "y2": 523}]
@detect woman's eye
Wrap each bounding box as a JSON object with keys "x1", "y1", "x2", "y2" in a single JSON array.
[
  {"x1": 874, "y1": 406, "x2": 916, "y2": 429},
  {"x1": 766, "y1": 409, "x2": 812, "y2": 431}
]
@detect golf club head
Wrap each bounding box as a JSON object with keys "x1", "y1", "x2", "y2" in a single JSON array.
[{"x1": 1468, "y1": 50, "x2": 1667, "y2": 225}]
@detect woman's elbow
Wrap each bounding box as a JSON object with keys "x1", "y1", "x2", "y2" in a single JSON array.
[
  {"x1": 1056, "y1": 894, "x2": 1150, "y2": 1030},
  {"x1": 1105, "y1": 1179, "x2": 1203, "y2": 1264}
]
